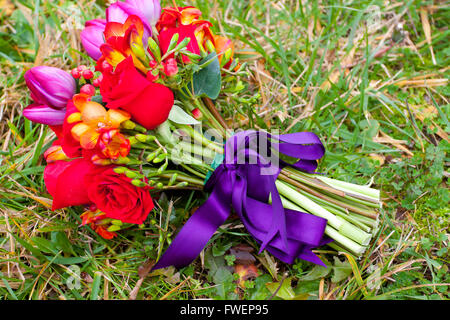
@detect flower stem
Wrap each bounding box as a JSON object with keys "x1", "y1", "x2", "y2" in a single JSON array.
[
  {"x1": 278, "y1": 195, "x2": 366, "y2": 256},
  {"x1": 275, "y1": 180, "x2": 372, "y2": 246}
]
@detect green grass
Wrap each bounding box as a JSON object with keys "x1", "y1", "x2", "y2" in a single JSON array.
[{"x1": 0, "y1": 0, "x2": 449, "y2": 300}]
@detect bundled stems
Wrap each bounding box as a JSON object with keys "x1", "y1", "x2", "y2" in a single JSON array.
[{"x1": 134, "y1": 86, "x2": 381, "y2": 258}]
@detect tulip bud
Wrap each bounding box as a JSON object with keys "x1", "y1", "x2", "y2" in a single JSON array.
[
  {"x1": 125, "y1": 0, "x2": 161, "y2": 27},
  {"x1": 22, "y1": 104, "x2": 66, "y2": 125},
  {"x1": 80, "y1": 19, "x2": 106, "y2": 61},
  {"x1": 25, "y1": 66, "x2": 76, "y2": 109}
]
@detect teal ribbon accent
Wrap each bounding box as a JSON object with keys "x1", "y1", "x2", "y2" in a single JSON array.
[{"x1": 204, "y1": 153, "x2": 225, "y2": 184}]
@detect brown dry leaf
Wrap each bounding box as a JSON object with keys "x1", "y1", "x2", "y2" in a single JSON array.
[
  {"x1": 148, "y1": 265, "x2": 180, "y2": 284},
  {"x1": 137, "y1": 259, "x2": 154, "y2": 278},
  {"x1": 409, "y1": 104, "x2": 450, "y2": 143},
  {"x1": 373, "y1": 130, "x2": 414, "y2": 156},
  {"x1": 419, "y1": 8, "x2": 436, "y2": 65},
  {"x1": 256, "y1": 250, "x2": 279, "y2": 281},
  {"x1": 229, "y1": 244, "x2": 256, "y2": 265},
  {"x1": 129, "y1": 259, "x2": 154, "y2": 300},
  {"x1": 394, "y1": 78, "x2": 448, "y2": 88},
  {"x1": 0, "y1": 0, "x2": 14, "y2": 16},
  {"x1": 369, "y1": 153, "x2": 385, "y2": 165}
]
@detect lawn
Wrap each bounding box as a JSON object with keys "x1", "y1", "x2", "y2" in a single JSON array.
[{"x1": 0, "y1": 0, "x2": 449, "y2": 300}]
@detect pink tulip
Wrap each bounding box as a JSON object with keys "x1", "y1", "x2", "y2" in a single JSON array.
[
  {"x1": 125, "y1": 0, "x2": 161, "y2": 26},
  {"x1": 23, "y1": 104, "x2": 67, "y2": 125},
  {"x1": 80, "y1": 19, "x2": 107, "y2": 60},
  {"x1": 24, "y1": 66, "x2": 76, "y2": 109},
  {"x1": 81, "y1": 1, "x2": 161, "y2": 60}
]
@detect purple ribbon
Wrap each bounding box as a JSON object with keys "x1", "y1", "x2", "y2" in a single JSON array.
[{"x1": 153, "y1": 130, "x2": 331, "y2": 270}]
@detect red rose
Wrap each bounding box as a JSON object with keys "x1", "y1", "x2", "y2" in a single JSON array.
[
  {"x1": 44, "y1": 159, "x2": 154, "y2": 224},
  {"x1": 84, "y1": 166, "x2": 154, "y2": 224},
  {"x1": 44, "y1": 158, "x2": 95, "y2": 210},
  {"x1": 100, "y1": 56, "x2": 174, "y2": 130}
]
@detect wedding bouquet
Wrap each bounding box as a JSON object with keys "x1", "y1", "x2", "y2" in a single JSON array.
[{"x1": 22, "y1": 0, "x2": 381, "y2": 270}]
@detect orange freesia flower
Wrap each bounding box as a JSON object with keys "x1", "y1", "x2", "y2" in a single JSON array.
[
  {"x1": 81, "y1": 209, "x2": 117, "y2": 240},
  {"x1": 97, "y1": 128, "x2": 131, "y2": 160},
  {"x1": 156, "y1": 6, "x2": 202, "y2": 31},
  {"x1": 68, "y1": 94, "x2": 131, "y2": 159},
  {"x1": 100, "y1": 15, "x2": 148, "y2": 73},
  {"x1": 44, "y1": 144, "x2": 69, "y2": 163},
  {"x1": 157, "y1": 6, "x2": 236, "y2": 69},
  {"x1": 212, "y1": 34, "x2": 235, "y2": 67}
]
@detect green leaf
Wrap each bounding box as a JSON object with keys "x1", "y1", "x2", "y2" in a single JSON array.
[
  {"x1": 359, "y1": 119, "x2": 380, "y2": 139},
  {"x1": 192, "y1": 52, "x2": 221, "y2": 99},
  {"x1": 50, "y1": 256, "x2": 89, "y2": 265},
  {"x1": 90, "y1": 272, "x2": 102, "y2": 300},
  {"x1": 266, "y1": 277, "x2": 296, "y2": 300},
  {"x1": 51, "y1": 232, "x2": 76, "y2": 256},
  {"x1": 168, "y1": 105, "x2": 200, "y2": 125},
  {"x1": 31, "y1": 236, "x2": 59, "y2": 255},
  {"x1": 331, "y1": 257, "x2": 353, "y2": 283},
  {"x1": 298, "y1": 264, "x2": 331, "y2": 281}
]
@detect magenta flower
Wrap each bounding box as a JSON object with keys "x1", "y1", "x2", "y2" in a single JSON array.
[
  {"x1": 23, "y1": 104, "x2": 67, "y2": 126},
  {"x1": 80, "y1": 19, "x2": 107, "y2": 60},
  {"x1": 24, "y1": 66, "x2": 76, "y2": 109},
  {"x1": 124, "y1": 0, "x2": 161, "y2": 26},
  {"x1": 81, "y1": 1, "x2": 161, "y2": 60}
]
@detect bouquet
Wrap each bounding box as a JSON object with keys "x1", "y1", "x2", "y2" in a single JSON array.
[{"x1": 22, "y1": 0, "x2": 381, "y2": 270}]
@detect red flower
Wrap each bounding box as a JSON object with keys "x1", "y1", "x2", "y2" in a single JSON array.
[
  {"x1": 158, "y1": 24, "x2": 200, "y2": 63},
  {"x1": 44, "y1": 158, "x2": 95, "y2": 210},
  {"x1": 156, "y1": 6, "x2": 202, "y2": 31},
  {"x1": 100, "y1": 56, "x2": 174, "y2": 130},
  {"x1": 84, "y1": 166, "x2": 154, "y2": 224},
  {"x1": 44, "y1": 160, "x2": 154, "y2": 224}
]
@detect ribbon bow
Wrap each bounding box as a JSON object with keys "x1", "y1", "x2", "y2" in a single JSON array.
[{"x1": 153, "y1": 130, "x2": 330, "y2": 270}]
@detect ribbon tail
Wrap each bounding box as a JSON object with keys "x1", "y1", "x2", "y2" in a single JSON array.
[
  {"x1": 152, "y1": 183, "x2": 231, "y2": 270},
  {"x1": 258, "y1": 179, "x2": 289, "y2": 254}
]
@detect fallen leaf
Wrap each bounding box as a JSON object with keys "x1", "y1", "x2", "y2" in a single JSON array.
[
  {"x1": 234, "y1": 264, "x2": 259, "y2": 288},
  {"x1": 229, "y1": 244, "x2": 256, "y2": 265}
]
